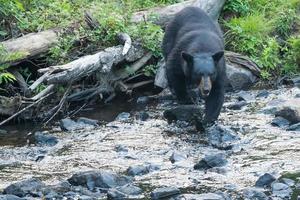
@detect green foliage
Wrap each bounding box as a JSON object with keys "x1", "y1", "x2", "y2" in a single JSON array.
[
  {"x1": 223, "y1": 0, "x2": 300, "y2": 79},
  {"x1": 143, "y1": 64, "x2": 157, "y2": 77},
  {"x1": 0, "y1": 72, "x2": 16, "y2": 84}
]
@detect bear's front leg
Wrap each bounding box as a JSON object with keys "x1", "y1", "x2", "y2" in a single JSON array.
[
  {"x1": 167, "y1": 72, "x2": 191, "y2": 104},
  {"x1": 204, "y1": 81, "x2": 224, "y2": 124}
]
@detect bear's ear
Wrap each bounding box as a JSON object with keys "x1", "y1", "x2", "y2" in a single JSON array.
[
  {"x1": 181, "y1": 51, "x2": 193, "y2": 63},
  {"x1": 212, "y1": 51, "x2": 224, "y2": 62}
]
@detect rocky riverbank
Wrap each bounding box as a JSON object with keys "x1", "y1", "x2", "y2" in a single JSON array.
[{"x1": 0, "y1": 86, "x2": 300, "y2": 199}]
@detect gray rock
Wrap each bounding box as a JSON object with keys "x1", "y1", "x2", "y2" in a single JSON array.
[
  {"x1": 292, "y1": 76, "x2": 300, "y2": 87},
  {"x1": 34, "y1": 132, "x2": 58, "y2": 146},
  {"x1": 151, "y1": 187, "x2": 180, "y2": 200},
  {"x1": 169, "y1": 151, "x2": 188, "y2": 163},
  {"x1": 107, "y1": 189, "x2": 126, "y2": 200},
  {"x1": 115, "y1": 112, "x2": 130, "y2": 121},
  {"x1": 271, "y1": 182, "x2": 292, "y2": 198},
  {"x1": 256, "y1": 90, "x2": 270, "y2": 98},
  {"x1": 227, "y1": 101, "x2": 247, "y2": 110},
  {"x1": 255, "y1": 173, "x2": 276, "y2": 187},
  {"x1": 243, "y1": 188, "x2": 268, "y2": 200},
  {"x1": 0, "y1": 195, "x2": 25, "y2": 200},
  {"x1": 163, "y1": 105, "x2": 203, "y2": 123},
  {"x1": 77, "y1": 117, "x2": 99, "y2": 126},
  {"x1": 287, "y1": 122, "x2": 300, "y2": 131},
  {"x1": 67, "y1": 170, "x2": 132, "y2": 190},
  {"x1": 226, "y1": 64, "x2": 258, "y2": 91},
  {"x1": 207, "y1": 125, "x2": 240, "y2": 150},
  {"x1": 136, "y1": 111, "x2": 150, "y2": 121},
  {"x1": 174, "y1": 193, "x2": 227, "y2": 200},
  {"x1": 194, "y1": 153, "x2": 227, "y2": 170},
  {"x1": 3, "y1": 178, "x2": 45, "y2": 197},
  {"x1": 137, "y1": 96, "x2": 150, "y2": 105},
  {"x1": 237, "y1": 91, "x2": 255, "y2": 102},
  {"x1": 275, "y1": 99, "x2": 300, "y2": 124},
  {"x1": 281, "y1": 178, "x2": 295, "y2": 187},
  {"x1": 271, "y1": 117, "x2": 291, "y2": 128},
  {"x1": 260, "y1": 99, "x2": 287, "y2": 115},
  {"x1": 60, "y1": 118, "x2": 95, "y2": 131},
  {"x1": 127, "y1": 164, "x2": 160, "y2": 176},
  {"x1": 115, "y1": 144, "x2": 128, "y2": 152},
  {"x1": 117, "y1": 184, "x2": 143, "y2": 195},
  {"x1": 295, "y1": 93, "x2": 300, "y2": 98},
  {"x1": 0, "y1": 129, "x2": 8, "y2": 135}
]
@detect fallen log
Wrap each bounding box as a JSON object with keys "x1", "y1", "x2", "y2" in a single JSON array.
[{"x1": 131, "y1": 0, "x2": 226, "y2": 26}]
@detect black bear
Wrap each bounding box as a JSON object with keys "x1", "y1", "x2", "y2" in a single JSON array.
[{"x1": 162, "y1": 6, "x2": 225, "y2": 124}]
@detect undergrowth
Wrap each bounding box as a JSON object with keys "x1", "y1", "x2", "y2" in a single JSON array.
[{"x1": 223, "y1": 0, "x2": 300, "y2": 79}]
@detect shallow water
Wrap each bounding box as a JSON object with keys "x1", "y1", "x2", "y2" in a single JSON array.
[{"x1": 0, "y1": 87, "x2": 299, "y2": 198}]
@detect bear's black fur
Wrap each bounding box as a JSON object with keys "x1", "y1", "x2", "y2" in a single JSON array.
[{"x1": 162, "y1": 6, "x2": 226, "y2": 124}]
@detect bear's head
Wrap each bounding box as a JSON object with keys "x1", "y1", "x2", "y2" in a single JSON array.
[{"x1": 181, "y1": 51, "x2": 224, "y2": 98}]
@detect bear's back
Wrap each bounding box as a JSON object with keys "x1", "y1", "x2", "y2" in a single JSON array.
[{"x1": 162, "y1": 7, "x2": 223, "y2": 58}]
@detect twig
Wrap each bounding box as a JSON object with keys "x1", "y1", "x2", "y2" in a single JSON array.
[
  {"x1": 44, "y1": 84, "x2": 72, "y2": 125},
  {"x1": 117, "y1": 33, "x2": 132, "y2": 55},
  {"x1": 0, "y1": 92, "x2": 54, "y2": 126},
  {"x1": 84, "y1": 11, "x2": 100, "y2": 29},
  {"x1": 29, "y1": 71, "x2": 53, "y2": 91},
  {"x1": 69, "y1": 102, "x2": 87, "y2": 117}
]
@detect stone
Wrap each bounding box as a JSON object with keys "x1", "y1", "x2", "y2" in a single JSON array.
[
  {"x1": 287, "y1": 122, "x2": 300, "y2": 131},
  {"x1": 107, "y1": 189, "x2": 126, "y2": 200},
  {"x1": 3, "y1": 178, "x2": 45, "y2": 197},
  {"x1": 60, "y1": 118, "x2": 94, "y2": 131},
  {"x1": 174, "y1": 193, "x2": 227, "y2": 200},
  {"x1": 243, "y1": 188, "x2": 268, "y2": 200},
  {"x1": 225, "y1": 64, "x2": 258, "y2": 91},
  {"x1": 77, "y1": 117, "x2": 99, "y2": 126},
  {"x1": 169, "y1": 151, "x2": 187, "y2": 163},
  {"x1": 137, "y1": 96, "x2": 151, "y2": 105},
  {"x1": 117, "y1": 184, "x2": 143, "y2": 195},
  {"x1": 194, "y1": 153, "x2": 227, "y2": 170},
  {"x1": 275, "y1": 99, "x2": 300, "y2": 124},
  {"x1": 292, "y1": 76, "x2": 300, "y2": 87},
  {"x1": 281, "y1": 178, "x2": 295, "y2": 187},
  {"x1": 163, "y1": 105, "x2": 203, "y2": 123},
  {"x1": 207, "y1": 125, "x2": 239, "y2": 150},
  {"x1": 115, "y1": 112, "x2": 130, "y2": 121},
  {"x1": 260, "y1": 99, "x2": 286, "y2": 115},
  {"x1": 255, "y1": 173, "x2": 276, "y2": 188},
  {"x1": 127, "y1": 164, "x2": 160, "y2": 176},
  {"x1": 271, "y1": 117, "x2": 291, "y2": 128},
  {"x1": 67, "y1": 170, "x2": 132, "y2": 190},
  {"x1": 237, "y1": 90, "x2": 255, "y2": 102},
  {"x1": 0, "y1": 129, "x2": 8, "y2": 135},
  {"x1": 115, "y1": 144, "x2": 128, "y2": 152},
  {"x1": 227, "y1": 101, "x2": 247, "y2": 110},
  {"x1": 0, "y1": 195, "x2": 24, "y2": 200},
  {"x1": 256, "y1": 90, "x2": 270, "y2": 98},
  {"x1": 271, "y1": 182, "x2": 292, "y2": 198},
  {"x1": 136, "y1": 111, "x2": 150, "y2": 121},
  {"x1": 34, "y1": 132, "x2": 58, "y2": 146},
  {"x1": 150, "y1": 187, "x2": 180, "y2": 200}
]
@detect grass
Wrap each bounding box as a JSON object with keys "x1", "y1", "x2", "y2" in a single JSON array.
[{"x1": 223, "y1": 0, "x2": 300, "y2": 79}]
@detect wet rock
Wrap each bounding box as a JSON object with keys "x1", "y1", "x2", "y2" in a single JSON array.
[
  {"x1": 60, "y1": 118, "x2": 95, "y2": 131},
  {"x1": 271, "y1": 182, "x2": 292, "y2": 198},
  {"x1": 115, "y1": 144, "x2": 128, "y2": 152},
  {"x1": 50, "y1": 181, "x2": 72, "y2": 194},
  {"x1": 0, "y1": 129, "x2": 8, "y2": 135},
  {"x1": 256, "y1": 90, "x2": 270, "y2": 98},
  {"x1": 227, "y1": 101, "x2": 247, "y2": 110},
  {"x1": 163, "y1": 105, "x2": 203, "y2": 123},
  {"x1": 287, "y1": 122, "x2": 300, "y2": 131},
  {"x1": 243, "y1": 188, "x2": 268, "y2": 200},
  {"x1": 255, "y1": 173, "x2": 276, "y2": 188},
  {"x1": 77, "y1": 117, "x2": 99, "y2": 126},
  {"x1": 237, "y1": 91, "x2": 255, "y2": 102},
  {"x1": 207, "y1": 125, "x2": 239, "y2": 150},
  {"x1": 34, "y1": 131, "x2": 58, "y2": 146},
  {"x1": 275, "y1": 99, "x2": 300, "y2": 124},
  {"x1": 136, "y1": 111, "x2": 150, "y2": 121},
  {"x1": 137, "y1": 96, "x2": 151, "y2": 105},
  {"x1": 295, "y1": 93, "x2": 300, "y2": 98},
  {"x1": 261, "y1": 99, "x2": 287, "y2": 115},
  {"x1": 67, "y1": 170, "x2": 132, "y2": 190},
  {"x1": 3, "y1": 178, "x2": 45, "y2": 197},
  {"x1": 292, "y1": 76, "x2": 300, "y2": 87},
  {"x1": 150, "y1": 187, "x2": 180, "y2": 200},
  {"x1": 271, "y1": 117, "x2": 291, "y2": 128},
  {"x1": 194, "y1": 153, "x2": 227, "y2": 170},
  {"x1": 127, "y1": 164, "x2": 160, "y2": 176},
  {"x1": 174, "y1": 193, "x2": 227, "y2": 200},
  {"x1": 169, "y1": 151, "x2": 187, "y2": 163},
  {"x1": 281, "y1": 178, "x2": 295, "y2": 187},
  {"x1": 117, "y1": 184, "x2": 143, "y2": 195},
  {"x1": 107, "y1": 189, "x2": 126, "y2": 200},
  {"x1": 0, "y1": 195, "x2": 24, "y2": 200},
  {"x1": 226, "y1": 64, "x2": 258, "y2": 91},
  {"x1": 115, "y1": 112, "x2": 130, "y2": 121}
]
